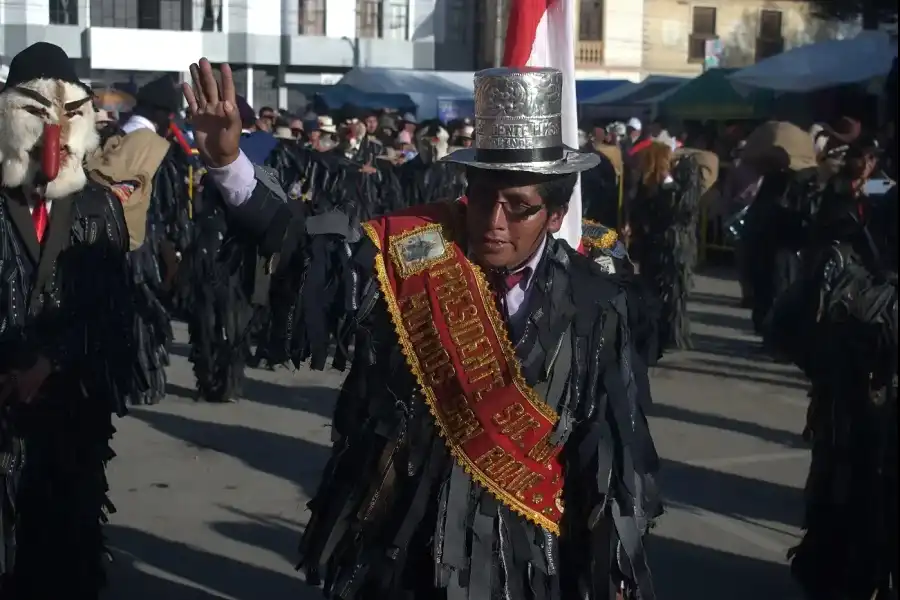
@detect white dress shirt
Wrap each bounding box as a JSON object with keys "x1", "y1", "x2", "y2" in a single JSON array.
[
  {"x1": 504, "y1": 236, "x2": 545, "y2": 323},
  {"x1": 121, "y1": 114, "x2": 157, "y2": 134},
  {"x1": 29, "y1": 199, "x2": 53, "y2": 215}
]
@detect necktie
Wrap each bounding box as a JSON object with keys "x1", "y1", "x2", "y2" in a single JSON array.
[
  {"x1": 32, "y1": 198, "x2": 49, "y2": 243},
  {"x1": 490, "y1": 268, "x2": 532, "y2": 317}
]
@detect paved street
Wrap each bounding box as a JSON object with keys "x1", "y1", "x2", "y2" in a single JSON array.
[{"x1": 102, "y1": 270, "x2": 810, "y2": 600}]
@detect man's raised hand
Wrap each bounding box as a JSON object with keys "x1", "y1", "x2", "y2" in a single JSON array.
[{"x1": 182, "y1": 59, "x2": 242, "y2": 168}]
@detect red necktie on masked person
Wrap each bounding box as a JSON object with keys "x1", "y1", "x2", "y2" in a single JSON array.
[{"x1": 32, "y1": 198, "x2": 49, "y2": 243}]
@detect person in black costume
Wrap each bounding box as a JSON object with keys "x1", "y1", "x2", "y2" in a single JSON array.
[
  {"x1": 626, "y1": 142, "x2": 701, "y2": 351},
  {"x1": 0, "y1": 42, "x2": 133, "y2": 599},
  {"x1": 740, "y1": 123, "x2": 823, "y2": 337},
  {"x1": 767, "y1": 140, "x2": 898, "y2": 600},
  {"x1": 185, "y1": 60, "x2": 662, "y2": 600},
  {"x1": 184, "y1": 94, "x2": 281, "y2": 402},
  {"x1": 397, "y1": 121, "x2": 466, "y2": 207},
  {"x1": 111, "y1": 74, "x2": 194, "y2": 404}
]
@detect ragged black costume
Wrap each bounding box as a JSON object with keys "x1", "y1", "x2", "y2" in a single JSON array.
[
  {"x1": 209, "y1": 67, "x2": 662, "y2": 600},
  {"x1": 112, "y1": 75, "x2": 193, "y2": 405},
  {"x1": 186, "y1": 125, "x2": 467, "y2": 401},
  {"x1": 0, "y1": 43, "x2": 133, "y2": 599},
  {"x1": 629, "y1": 147, "x2": 701, "y2": 351},
  {"x1": 767, "y1": 163, "x2": 898, "y2": 600}
]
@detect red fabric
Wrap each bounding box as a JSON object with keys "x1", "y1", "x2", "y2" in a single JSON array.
[
  {"x1": 502, "y1": 0, "x2": 558, "y2": 67},
  {"x1": 363, "y1": 202, "x2": 565, "y2": 534},
  {"x1": 628, "y1": 138, "x2": 653, "y2": 157},
  {"x1": 32, "y1": 198, "x2": 49, "y2": 243},
  {"x1": 169, "y1": 122, "x2": 194, "y2": 156}
]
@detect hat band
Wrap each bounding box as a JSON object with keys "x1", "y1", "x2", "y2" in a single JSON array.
[{"x1": 474, "y1": 146, "x2": 564, "y2": 164}]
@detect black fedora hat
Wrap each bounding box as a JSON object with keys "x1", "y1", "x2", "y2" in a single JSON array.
[{"x1": 2, "y1": 42, "x2": 91, "y2": 95}]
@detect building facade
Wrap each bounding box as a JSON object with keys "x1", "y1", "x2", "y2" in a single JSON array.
[
  {"x1": 0, "y1": 0, "x2": 475, "y2": 107},
  {"x1": 640, "y1": 0, "x2": 847, "y2": 76},
  {"x1": 470, "y1": 0, "x2": 846, "y2": 81}
]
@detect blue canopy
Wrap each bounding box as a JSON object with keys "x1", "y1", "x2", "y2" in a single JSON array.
[
  {"x1": 316, "y1": 84, "x2": 416, "y2": 112},
  {"x1": 575, "y1": 79, "x2": 629, "y2": 104}
]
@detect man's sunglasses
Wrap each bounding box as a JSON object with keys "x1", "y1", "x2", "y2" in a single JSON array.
[{"x1": 469, "y1": 197, "x2": 545, "y2": 220}]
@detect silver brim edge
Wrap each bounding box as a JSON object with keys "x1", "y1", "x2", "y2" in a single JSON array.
[{"x1": 440, "y1": 145, "x2": 601, "y2": 175}]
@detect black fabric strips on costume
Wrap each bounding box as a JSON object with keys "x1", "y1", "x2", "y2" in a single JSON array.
[{"x1": 0, "y1": 182, "x2": 134, "y2": 598}]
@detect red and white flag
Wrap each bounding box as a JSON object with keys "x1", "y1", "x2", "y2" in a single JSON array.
[{"x1": 503, "y1": 0, "x2": 582, "y2": 250}]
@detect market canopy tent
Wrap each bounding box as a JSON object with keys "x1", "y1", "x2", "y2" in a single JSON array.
[
  {"x1": 315, "y1": 84, "x2": 416, "y2": 113},
  {"x1": 580, "y1": 76, "x2": 690, "y2": 120},
  {"x1": 729, "y1": 30, "x2": 898, "y2": 93},
  {"x1": 658, "y1": 68, "x2": 773, "y2": 120},
  {"x1": 337, "y1": 68, "x2": 473, "y2": 120},
  {"x1": 580, "y1": 75, "x2": 688, "y2": 105},
  {"x1": 575, "y1": 79, "x2": 630, "y2": 104}
]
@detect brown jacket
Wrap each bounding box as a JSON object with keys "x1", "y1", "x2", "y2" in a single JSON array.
[{"x1": 85, "y1": 129, "x2": 171, "y2": 250}]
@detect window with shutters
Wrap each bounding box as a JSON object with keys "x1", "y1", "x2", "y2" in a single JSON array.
[
  {"x1": 756, "y1": 9, "x2": 784, "y2": 60},
  {"x1": 688, "y1": 6, "x2": 717, "y2": 63},
  {"x1": 357, "y1": 0, "x2": 382, "y2": 38},
  {"x1": 49, "y1": 0, "x2": 79, "y2": 24},
  {"x1": 299, "y1": 0, "x2": 326, "y2": 35},
  {"x1": 578, "y1": 0, "x2": 603, "y2": 41}
]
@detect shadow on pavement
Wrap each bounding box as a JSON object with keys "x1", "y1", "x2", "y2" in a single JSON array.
[
  {"x1": 104, "y1": 525, "x2": 318, "y2": 599},
  {"x1": 689, "y1": 332, "x2": 763, "y2": 360},
  {"x1": 690, "y1": 291, "x2": 744, "y2": 310},
  {"x1": 130, "y1": 409, "x2": 330, "y2": 497},
  {"x1": 654, "y1": 362, "x2": 809, "y2": 391},
  {"x1": 661, "y1": 459, "x2": 803, "y2": 530},
  {"x1": 696, "y1": 357, "x2": 806, "y2": 380},
  {"x1": 688, "y1": 309, "x2": 753, "y2": 332},
  {"x1": 242, "y1": 378, "x2": 338, "y2": 418},
  {"x1": 165, "y1": 381, "x2": 197, "y2": 400},
  {"x1": 210, "y1": 506, "x2": 305, "y2": 565},
  {"x1": 163, "y1": 378, "x2": 339, "y2": 420},
  {"x1": 649, "y1": 536, "x2": 798, "y2": 600},
  {"x1": 169, "y1": 341, "x2": 191, "y2": 359},
  {"x1": 650, "y1": 403, "x2": 805, "y2": 449}
]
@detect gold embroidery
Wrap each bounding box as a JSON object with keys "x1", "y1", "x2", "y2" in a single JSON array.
[
  {"x1": 362, "y1": 220, "x2": 562, "y2": 534},
  {"x1": 388, "y1": 223, "x2": 453, "y2": 278},
  {"x1": 582, "y1": 219, "x2": 618, "y2": 250}
]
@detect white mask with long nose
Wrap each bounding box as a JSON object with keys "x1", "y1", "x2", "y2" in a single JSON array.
[{"x1": 0, "y1": 78, "x2": 100, "y2": 199}]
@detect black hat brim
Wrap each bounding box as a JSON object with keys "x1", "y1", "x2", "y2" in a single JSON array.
[{"x1": 441, "y1": 145, "x2": 601, "y2": 175}]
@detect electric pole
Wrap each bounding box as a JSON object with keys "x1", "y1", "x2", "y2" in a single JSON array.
[{"x1": 493, "y1": 0, "x2": 505, "y2": 67}]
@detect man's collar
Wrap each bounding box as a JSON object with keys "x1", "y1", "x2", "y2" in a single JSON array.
[
  {"x1": 511, "y1": 234, "x2": 546, "y2": 290},
  {"x1": 121, "y1": 114, "x2": 156, "y2": 134}
]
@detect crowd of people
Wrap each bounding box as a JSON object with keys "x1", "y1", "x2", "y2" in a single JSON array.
[{"x1": 0, "y1": 39, "x2": 896, "y2": 600}]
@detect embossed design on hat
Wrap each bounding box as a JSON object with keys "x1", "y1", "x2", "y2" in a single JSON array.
[{"x1": 442, "y1": 67, "x2": 599, "y2": 175}]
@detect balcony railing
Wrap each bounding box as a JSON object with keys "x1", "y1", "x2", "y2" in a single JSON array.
[{"x1": 576, "y1": 41, "x2": 604, "y2": 69}]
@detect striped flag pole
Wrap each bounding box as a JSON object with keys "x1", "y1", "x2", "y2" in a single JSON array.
[{"x1": 503, "y1": 0, "x2": 583, "y2": 251}]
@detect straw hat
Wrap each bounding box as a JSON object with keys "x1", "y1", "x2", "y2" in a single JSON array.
[
  {"x1": 274, "y1": 126, "x2": 295, "y2": 140},
  {"x1": 316, "y1": 116, "x2": 337, "y2": 133}
]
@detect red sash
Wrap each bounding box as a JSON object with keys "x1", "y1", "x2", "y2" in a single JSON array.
[{"x1": 362, "y1": 202, "x2": 565, "y2": 534}]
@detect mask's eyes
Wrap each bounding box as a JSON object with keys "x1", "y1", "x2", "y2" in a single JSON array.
[
  {"x1": 65, "y1": 110, "x2": 81, "y2": 119},
  {"x1": 22, "y1": 105, "x2": 50, "y2": 119}
]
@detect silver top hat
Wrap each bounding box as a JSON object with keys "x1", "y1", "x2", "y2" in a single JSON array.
[{"x1": 442, "y1": 67, "x2": 599, "y2": 174}]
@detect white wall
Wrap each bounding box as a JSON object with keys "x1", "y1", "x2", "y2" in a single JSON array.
[
  {"x1": 603, "y1": 0, "x2": 644, "y2": 70},
  {"x1": 1, "y1": 0, "x2": 50, "y2": 25}
]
